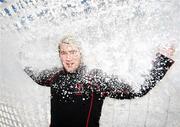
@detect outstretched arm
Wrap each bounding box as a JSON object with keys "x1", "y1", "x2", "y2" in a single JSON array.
[
  {"x1": 24, "y1": 67, "x2": 60, "y2": 87},
  {"x1": 133, "y1": 53, "x2": 174, "y2": 98},
  {"x1": 91, "y1": 52, "x2": 174, "y2": 99}
]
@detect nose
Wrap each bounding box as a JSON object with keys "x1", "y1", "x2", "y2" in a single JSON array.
[{"x1": 66, "y1": 53, "x2": 72, "y2": 61}]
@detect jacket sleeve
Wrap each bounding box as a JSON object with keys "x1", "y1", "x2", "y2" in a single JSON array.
[
  {"x1": 24, "y1": 67, "x2": 60, "y2": 87},
  {"x1": 91, "y1": 53, "x2": 174, "y2": 99},
  {"x1": 133, "y1": 53, "x2": 174, "y2": 98}
]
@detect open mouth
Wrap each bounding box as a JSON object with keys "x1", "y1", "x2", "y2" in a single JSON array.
[{"x1": 66, "y1": 63, "x2": 74, "y2": 67}]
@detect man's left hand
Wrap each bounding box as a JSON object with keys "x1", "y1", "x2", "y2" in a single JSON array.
[{"x1": 159, "y1": 44, "x2": 175, "y2": 58}]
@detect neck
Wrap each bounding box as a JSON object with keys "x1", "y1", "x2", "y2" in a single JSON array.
[{"x1": 64, "y1": 64, "x2": 86, "y2": 74}]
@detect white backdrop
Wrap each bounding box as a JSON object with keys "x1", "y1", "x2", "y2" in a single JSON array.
[{"x1": 0, "y1": 0, "x2": 180, "y2": 127}]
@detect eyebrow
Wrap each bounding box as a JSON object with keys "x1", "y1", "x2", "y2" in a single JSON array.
[{"x1": 60, "y1": 49, "x2": 79, "y2": 53}]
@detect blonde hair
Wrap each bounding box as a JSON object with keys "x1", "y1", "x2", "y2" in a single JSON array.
[{"x1": 58, "y1": 35, "x2": 82, "y2": 52}]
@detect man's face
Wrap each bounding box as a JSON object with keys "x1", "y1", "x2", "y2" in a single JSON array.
[{"x1": 59, "y1": 43, "x2": 81, "y2": 73}]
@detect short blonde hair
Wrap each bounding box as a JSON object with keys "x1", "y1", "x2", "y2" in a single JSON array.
[{"x1": 58, "y1": 35, "x2": 82, "y2": 52}]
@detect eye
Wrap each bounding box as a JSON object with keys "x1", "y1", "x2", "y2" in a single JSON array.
[
  {"x1": 60, "y1": 51, "x2": 67, "y2": 55},
  {"x1": 70, "y1": 50, "x2": 78, "y2": 54}
]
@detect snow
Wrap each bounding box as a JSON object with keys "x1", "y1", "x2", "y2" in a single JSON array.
[{"x1": 0, "y1": 0, "x2": 180, "y2": 127}]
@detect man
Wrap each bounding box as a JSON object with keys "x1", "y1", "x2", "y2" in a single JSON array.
[{"x1": 24, "y1": 36, "x2": 175, "y2": 127}]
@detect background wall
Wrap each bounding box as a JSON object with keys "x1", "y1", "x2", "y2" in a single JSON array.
[{"x1": 0, "y1": 0, "x2": 180, "y2": 127}]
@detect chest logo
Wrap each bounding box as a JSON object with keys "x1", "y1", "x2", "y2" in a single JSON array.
[{"x1": 75, "y1": 83, "x2": 84, "y2": 95}]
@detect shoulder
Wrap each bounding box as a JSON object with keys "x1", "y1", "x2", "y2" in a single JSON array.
[
  {"x1": 89, "y1": 68, "x2": 104, "y2": 76},
  {"x1": 87, "y1": 68, "x2": 108, "y2": 81}
]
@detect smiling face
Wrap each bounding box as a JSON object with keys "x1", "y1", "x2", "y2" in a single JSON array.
[{"x1": 59, "y1": 42, "x2": 81, "y2": 73}]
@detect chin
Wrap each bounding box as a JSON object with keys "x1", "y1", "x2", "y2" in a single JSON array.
[{"x1": 66, "y1": 68, "x2": 75, "y2": 73}]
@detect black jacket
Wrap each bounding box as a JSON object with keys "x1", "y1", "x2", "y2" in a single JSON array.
[{"x1": 24, "y1": 53, "x2": 174, "y2": 127}]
